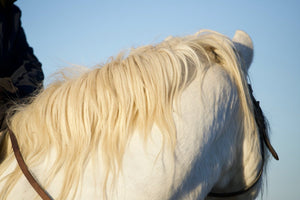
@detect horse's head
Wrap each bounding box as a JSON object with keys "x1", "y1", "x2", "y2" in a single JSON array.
[{"x1": 232, "y1": 30, "x2": 254, "y2": 74}]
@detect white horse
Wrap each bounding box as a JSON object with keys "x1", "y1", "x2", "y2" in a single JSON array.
[{"x1": 0, "y1": 30, "x2": 277, "y2": 200}]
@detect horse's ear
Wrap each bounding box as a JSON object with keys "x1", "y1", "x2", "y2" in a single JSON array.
[{"x1": 232, "y1": 30, "x2": 253, "y2": 73}]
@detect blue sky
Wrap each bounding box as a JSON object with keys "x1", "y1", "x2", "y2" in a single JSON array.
[{"x1": 16, "y1": 1, "x2": 300, "y2": 199}]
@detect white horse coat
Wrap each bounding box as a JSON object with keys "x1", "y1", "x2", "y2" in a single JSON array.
[{"x1": 0, "y1": 30, "x2": 267, "y2": 200}]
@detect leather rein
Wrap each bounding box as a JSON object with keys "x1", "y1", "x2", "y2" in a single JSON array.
[
  {"x1": 8, "y1": 129, "x2": 53, "y2": 200},
  {"x1": 7, "y1": 85, "x2": 278, "y2": 200}
]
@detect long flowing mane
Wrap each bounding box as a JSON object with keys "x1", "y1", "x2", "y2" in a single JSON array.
[{"x1": 0, "y1": 30, "x2": 259, "y2": 199}]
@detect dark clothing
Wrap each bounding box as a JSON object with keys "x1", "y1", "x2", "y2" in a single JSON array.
[
  {"x1": 0, "y1": 5, "x2": 44, "y2": 98},
  {"x1": 0, "y1": 4, "x2": 44, "y2": 129}
]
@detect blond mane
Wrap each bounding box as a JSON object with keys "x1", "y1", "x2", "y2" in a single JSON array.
[{"x1": 0, "y1": 30, "x2": 257, "y2": 199}]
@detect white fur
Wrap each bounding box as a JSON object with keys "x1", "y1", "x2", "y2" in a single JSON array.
[{"x1": 0, "y1": 30, "x2": 264, "y2": 200}]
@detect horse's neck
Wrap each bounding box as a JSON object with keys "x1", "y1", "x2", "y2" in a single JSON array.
[
  {"x1": 178, "y1": 64, "x2": 262, "y2": 200},
  {"x1": 90, "y1": 63, "x2": 262, "y2": 200},
  {"x1": 163, "y1": 64, "x2": 243, "y2": 199},
  {"x1": 200, "y1": 69, "x2": 263, "y2": 199},
  {"x1": 0, "y1": 64, "x2": 262, "y2": 200}
]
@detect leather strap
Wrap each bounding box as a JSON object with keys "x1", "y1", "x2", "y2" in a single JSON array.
[{"x1": 8, "y1": 129, "x2": 53, "y2": 200}]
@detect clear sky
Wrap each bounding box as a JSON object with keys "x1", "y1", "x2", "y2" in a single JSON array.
[{"x1": 16, "y1": 1, "x2": 300, "y2": 199}]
